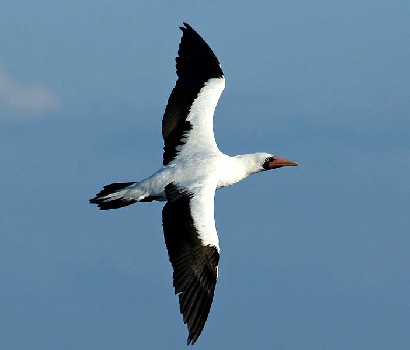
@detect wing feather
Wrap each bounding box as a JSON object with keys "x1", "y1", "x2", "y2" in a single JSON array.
[
  {"x1": 162, "y1": 23, "x2": 225, "y2": 165},
  {"x1": 162, "y1": 183, "x2": 219, "y2": 344}
]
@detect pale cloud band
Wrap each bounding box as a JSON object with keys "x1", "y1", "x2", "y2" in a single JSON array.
[{"x1": 0, "y1": 63, "x2": 61, "y2": 116}]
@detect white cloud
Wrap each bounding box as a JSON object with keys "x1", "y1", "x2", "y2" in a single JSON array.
[{"x1": 0, "y1": 63, "x2": 61, "y2": 116}]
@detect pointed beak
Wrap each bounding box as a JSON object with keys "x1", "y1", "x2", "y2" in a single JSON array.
[{"x1": 269, "y1": 156, "x2": 299, "y2": 169}]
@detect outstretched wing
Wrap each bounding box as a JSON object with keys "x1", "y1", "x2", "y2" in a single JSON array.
[
  {"x1": 162, "y1": 23, "x2": 225, "y2": 165},
  {"x1": 162, "y1": 182, "x2": 220, "y2": 345}
]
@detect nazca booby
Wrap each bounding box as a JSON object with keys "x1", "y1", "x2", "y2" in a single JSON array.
[{"x1": 90, "y1": 22, "x2": 298, "y2": 345}]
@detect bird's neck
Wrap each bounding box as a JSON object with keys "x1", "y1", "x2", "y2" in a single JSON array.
[{"x1": 217, "y1": 153, "x2": 263, "y2": 188}]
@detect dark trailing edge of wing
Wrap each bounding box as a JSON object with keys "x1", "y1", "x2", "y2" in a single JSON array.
[
  {"x1": 162, "y1": 183, "x2": 219, "y2": 345},
  {"x1": 162, "y1": 23, "x2": 224, "y2": 166},
  {"x1": 89, "y1": 182, "x2": 137, "y2": 210}
]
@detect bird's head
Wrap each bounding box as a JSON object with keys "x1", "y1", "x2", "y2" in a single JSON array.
[
  {"x1": 234, "y1": 153, "x2": 299, "y2": 176},
  {"x1": 261, "y1": 154, "x2": 299, "y2": 170}
]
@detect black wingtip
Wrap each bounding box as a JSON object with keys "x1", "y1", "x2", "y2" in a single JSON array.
[
  {"x1": 175, "y1": 22, "x2": 223, "y2": 81},
  {"x1": 179, "y1": 22, "x2": 200, "y2": 37},
  {"x1": 187, "y1": 333, "x2": 199, "y2": 345},
  {"x1": 180, "y1": 22, "x2": 188, "y2": 32}
]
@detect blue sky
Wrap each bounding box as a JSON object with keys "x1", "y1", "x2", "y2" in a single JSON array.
[{"x1": 1, "y1": 1, "x2": 409, "y2": 349}]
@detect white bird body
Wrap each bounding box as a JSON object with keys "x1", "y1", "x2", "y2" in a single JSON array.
[
  {"x1": 106, "y1": 151, "x2": 271, "y2": 204},
  {"x1": 90, "y1": 23, "x2": 298, "y2": 345}
]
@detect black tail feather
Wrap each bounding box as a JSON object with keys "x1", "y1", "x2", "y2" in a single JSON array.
[
  {"x1": 91, "y1": 182, "x2": 136, "y2": 199},
  {"x1": 90, "y1": 182, "x2": 137, "y2": 210}
]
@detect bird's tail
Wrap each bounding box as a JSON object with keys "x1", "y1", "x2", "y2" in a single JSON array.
[{"x1": 89, "y1": 182, "x2": 138, "y2": 210}]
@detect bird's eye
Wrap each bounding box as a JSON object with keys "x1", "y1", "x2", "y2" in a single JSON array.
[
  {"x1": 265, "y1": 157, "x2": 270, "y2": 162},
  {"x1": 266, "y1": 156, "x2": 275, "y2": 162}
]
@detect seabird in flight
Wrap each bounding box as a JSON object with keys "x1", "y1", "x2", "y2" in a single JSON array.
[{"x1": 90, "y1": 22, "x2": 298, "y2": 345}]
